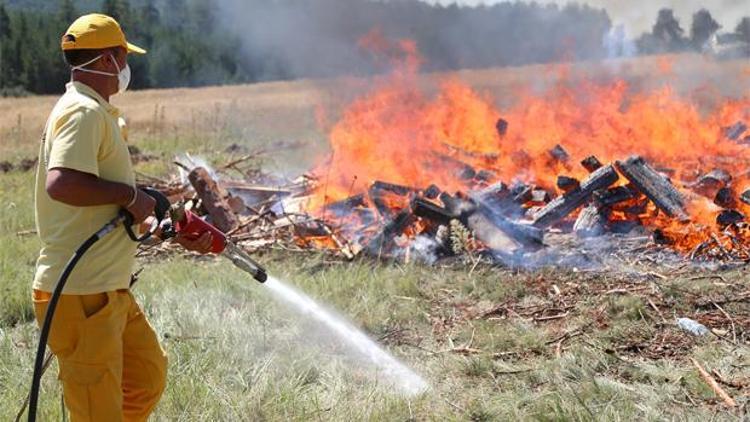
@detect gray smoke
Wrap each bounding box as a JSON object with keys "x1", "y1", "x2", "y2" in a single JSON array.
[{"x1": 215, "y1": 0, "x2": 613, "y2": 82}]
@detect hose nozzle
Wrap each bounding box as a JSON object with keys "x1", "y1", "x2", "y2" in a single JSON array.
[{"x1": 223, "y1": 241, "x2": 268, "y2": 283}]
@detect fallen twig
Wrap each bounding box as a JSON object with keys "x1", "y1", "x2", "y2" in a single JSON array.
[{"x1": 690, "y1": 358, "x2": 737, "y2": 408}]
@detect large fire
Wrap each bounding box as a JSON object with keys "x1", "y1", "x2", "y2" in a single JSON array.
[{"x1": 306, "y1": 33, "x2": 750, "y2": 259}]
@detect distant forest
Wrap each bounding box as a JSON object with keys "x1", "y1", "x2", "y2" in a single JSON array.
[{"x1": 0, "y1": 0, "x2": 748, "y2": 96}]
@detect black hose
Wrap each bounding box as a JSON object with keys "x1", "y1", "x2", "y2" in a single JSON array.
[{"x1": 27, "y1": 216, "x2": 123, "y2": 422}]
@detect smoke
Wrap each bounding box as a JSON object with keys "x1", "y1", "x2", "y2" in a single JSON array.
[{"x1": 215, "y1": 0, "x2": 613, "y2": 82}]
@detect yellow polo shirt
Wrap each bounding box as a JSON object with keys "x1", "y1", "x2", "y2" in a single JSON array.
[{"x1": 33, "y1": 81, "x2": 137, "y2": 294}]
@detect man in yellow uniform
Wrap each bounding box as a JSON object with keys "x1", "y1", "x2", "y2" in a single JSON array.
[{"x1": 33, "y1": 14, "x2": 211, "y2": 421}]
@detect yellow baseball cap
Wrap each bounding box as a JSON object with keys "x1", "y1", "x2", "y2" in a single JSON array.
[{"x1": 61, "y1": 13, "x2": 146, "y2": 54}]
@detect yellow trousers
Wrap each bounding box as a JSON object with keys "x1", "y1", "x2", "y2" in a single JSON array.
[{"x1": 33, "y1": 289, "x2": 167, "y2": 422}]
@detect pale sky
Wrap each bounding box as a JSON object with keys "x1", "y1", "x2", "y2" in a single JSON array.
[{"x1": 422, "y1": 0, "x2": 748, "y2": 35}]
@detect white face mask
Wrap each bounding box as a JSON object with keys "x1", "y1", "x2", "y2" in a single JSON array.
[{"x1": 71, "y1": 54, "x2": 131, "y2": 94}]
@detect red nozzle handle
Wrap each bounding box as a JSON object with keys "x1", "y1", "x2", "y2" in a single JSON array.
[{"x1": 173, "y1": 210, "x2": 227, "y2": 253}]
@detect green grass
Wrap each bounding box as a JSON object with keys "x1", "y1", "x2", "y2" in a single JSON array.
[{"x1": 1, "y1": 96, "x2": 749, "y2": 420}]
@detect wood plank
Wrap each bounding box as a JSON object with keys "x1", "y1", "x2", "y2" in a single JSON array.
[
  {"x1": 531, "y1": 164, "x2": 619, "y2": 229},
  {"x1": 615, "y1": 156, "x2": 688, "y2": 220}
]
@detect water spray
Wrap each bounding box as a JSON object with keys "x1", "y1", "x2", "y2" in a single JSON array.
[{"x1": 24, "y1": 189, "x2": 425, "y2": 421}]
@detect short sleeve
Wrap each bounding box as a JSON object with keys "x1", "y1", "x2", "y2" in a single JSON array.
[{"x1": 46, "y1": 108, "x2": 104, "y2": 176}]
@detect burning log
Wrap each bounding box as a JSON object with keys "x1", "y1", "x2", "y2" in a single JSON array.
[
  {"x1": 512, "y1": 184, "x2": 534, "y2": 204},
  {"x1": 529, "y1": 189, "x2": 551, "y2": 206},
  {"x1": 690, "y1": 169, "x2": 732, "y2": 198},
  {"x1": 717, "y1": 210, "x2": 744, "y2": 227},
  {"x1": 714, "y1": 188, "x2": 737, "y2": 209},
  {"x1": 325, "y1": 194, "x2": 366, "y2": 213},
  {"x1": 531, "y1": 165, "x2": 619, "y2": 229},
  {"x1": 496, "y1": 118, "x2": 509, "y2": 137},
  {"x1": 474, "y1": 182, "x2": 524, "y2": 217},
  {"x1": 556, "y1": 175, "x2": 580, "y2": 193},
  {"x1": 615, "y1": 156, "x2": 688, "y2": 221},
  {"x1": 440, "y1": 192, "x2": 477, "y2": 217},
  {"x1": 366, "y1": 210, "x2": 416, "y2": 255},
  {"x1": 580, "y1": 155, "x2": 602, "y2": 172},
  {"x1": 423, "y1": 184, "x2": 441, "y2": 199},
  {"x1": 470, "y1": 197, "x2": 544, "y2": 250},
  {"x1": 594, "y1": 186, "x2": 634, "y2": 209},
  {"x1": 740, "y1": 189, "x2": 750, "y2": 206},
  {"x1": 412, "y1": 197, "x2": 454, "y2": 226},
  {"x1": 548, "y1": 144, "x2": 570, "y2": 163},
  {"x1": 188, "y1": 167, "x2": 239, "y2": 233},
  {"x1": 475, "y1": 169, "x2": 496, "y2": 183},
  {"x1": 371, "y1": 181, "x2": 415, "y2": 196},
  {"x1": 435, "y1": 192, "x2": 543, "y2": 249},
  {"x1": 723, "y1": 121, "x2": 748, "y2": 141},
  {"x1": 369, "y1": 181, "x2": 414, "y2": 218},
  {"x1": 573, "y1": 205, "x2": 607, "y2": 238},
  {"x1": 457, "y1": 166, "x2": 476, "y2": 181}
]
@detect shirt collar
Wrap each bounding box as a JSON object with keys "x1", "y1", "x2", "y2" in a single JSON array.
[{"x1": 66, "y1": 81, "x2": 121, "y2": 117}]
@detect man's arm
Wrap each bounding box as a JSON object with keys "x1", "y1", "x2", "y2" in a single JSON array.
[{"x1": 46, "y1": 167, "x2": 155, "y2": 223}]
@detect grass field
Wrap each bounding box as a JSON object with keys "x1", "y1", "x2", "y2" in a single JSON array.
[{"x1": 1, "y1": 55, "x2": 749, "y2": 420}]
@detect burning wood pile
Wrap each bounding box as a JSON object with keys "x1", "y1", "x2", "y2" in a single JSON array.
[
  {"x1": 139, "y1": 41, "x2": 750, "y2": 266},
  {"x1": 139, "y1": 117, "x2": 750, "y2": 266}
]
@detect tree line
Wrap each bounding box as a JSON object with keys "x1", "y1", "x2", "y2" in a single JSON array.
[
  {"x1": 638, "y1": 8, "x2": 750, "y2": 54},
  {"x1": 0, "y1": 0, "x2": 747, "y2": 96}
]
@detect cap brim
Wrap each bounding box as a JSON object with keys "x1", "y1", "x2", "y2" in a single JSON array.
[{"x1": 126, "y1": 42, "x2": 146, "y2": 54}]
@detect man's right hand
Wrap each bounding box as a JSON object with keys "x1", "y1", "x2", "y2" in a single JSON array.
[{"x1": 125, "y1": 188, "x2": 156, "y2": 224}]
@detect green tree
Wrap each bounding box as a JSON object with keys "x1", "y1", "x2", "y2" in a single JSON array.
[
  {"x1": 102, "y1": 0, "x2": 131, "y2": 29},
  {"x1": 652, "y1": 8, "x2": 687, "y2": 51},
  {"x1": 58, "y1": 0, "x2": 76, "y2": 25},
  {"x1": 0, "y1": 2, "x2": 9, "y2": 40},
  {"x1": 690, "y1": 8, "x2": 720, "y2": 50},
  {"x1": 737, "y1": 17, "x2": 750, "y2": 44}
]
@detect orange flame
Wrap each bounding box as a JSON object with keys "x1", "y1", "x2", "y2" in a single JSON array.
[{"x1": 307, "y1": 35, "x2": 750, "y2": 256}]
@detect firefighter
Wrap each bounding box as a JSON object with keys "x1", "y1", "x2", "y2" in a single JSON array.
[{"x1": 32, "y1": 14, "x2": 211, "y2": 421}]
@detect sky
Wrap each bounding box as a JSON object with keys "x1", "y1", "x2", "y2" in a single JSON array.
[{"x1": 422, "y1": 0, "x2": 748, "y2": 35}]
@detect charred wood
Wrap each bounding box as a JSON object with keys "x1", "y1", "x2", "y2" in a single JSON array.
[
  {"x1": 529, "y1": 189, "x2": 551, "y2": 205},
  {"x1": 580, "y1": 155, "x2": 603, "y2": 173},
  {"x1": 457, "y1": 166, "x2": 477, "y2": 181},
  {"x1": 531, "y1": 165, "x2": 619, "y2": 229},
  {"x1": 412, "y1": 197, "x2": 455, "y2": 226},
  {"x1": 615, "y1": 156, "x2": 688, "y2": 221},
  {"x1": 594, "y1": 186, "x2": 634, "y2": 209},
  {"x1": 423, "y1": 184, "x2": 441, "y2": 199},
  {"x1": 690, "y1": 169, "x2": 732, "y2": 198},
  {"x1": 475, "y1": 169, "x2": 496, "y2": 182},
  {"x1": 496, "y1": 118, "x2": 509, "y2": 137},
  {"x1": 557, "y1": 175, "x2": 580, "y2": 193},
  {"x1": 714, "y1": 187, "x2": 737, "y2": 209},
  {"x1": 573, "y1": 205, "x2": 607, "y2": 237},
  {"x1": 325, "y1": 194, "x2": 366, "y2": 213},
  {"x1": 370, "y1": 180, "x2": 415, "y2": 196},
  {"x1": 512, "y1": 185, "x2": 534, "y2": 204},
  {"x1": 549, "y1": 144, "x2": 570, "y2": 163},
  {"x1": 366, "y1": 210, "x2": 416, "y2": 254},
  {"x1": 724, "y1": 121, "x2": 747, "y2": 141},
  {"x1": 717, "y1": 210, "x2": 744, "y2": 227},
  {"x1": 471, "y1": 196, "x2": 544, "y2": 249},
  {"x1": 741, "y1": 189, "x2": 750, "y2": 206},
  {"x1": 188, "y1": 167, "x2": 239, "y2": 233},
  {"x1": 440, "y1": 192, "x2": 477, "y2": 218}
]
